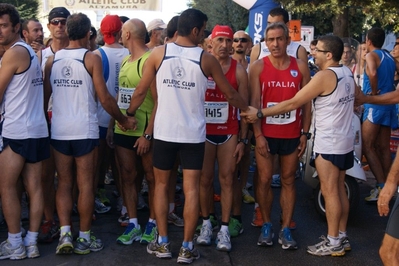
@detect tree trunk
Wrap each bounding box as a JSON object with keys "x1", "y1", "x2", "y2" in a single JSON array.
[{"x1": 332, "y1": 8, "x2": 349, "y2": 37}]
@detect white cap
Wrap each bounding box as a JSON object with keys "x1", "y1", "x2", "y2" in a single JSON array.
[{"x1": 147, "y1": 18, "x2": 167, "y2": 32}]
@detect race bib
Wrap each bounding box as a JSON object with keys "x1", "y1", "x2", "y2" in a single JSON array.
[
  {"x1": 265, "y1": 102, "x2": 296, "y2": 125},
  {"x1": 117, "y1": 87, "x2": 135, "y2": 110},
  {"x1": 204, "y1": 101, "x2": 228, "y2": 124}
]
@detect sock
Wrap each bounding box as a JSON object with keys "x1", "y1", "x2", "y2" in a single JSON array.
[
  {"x1": 24, "y1": 231, "x2": 39, "y2": 246},
  {"x1": 220, "y1": 224, "x2": 229, "y2": 233},
  {"x1": 129, "y1": 218, "x2": 138, "y2": 227},
  {"x1": 60, "y1": 225, "x2": 71, "y2": 236},
  {"x1": 169, "y1": 203, "x2": 175, "y2": 214},
  {"x1": 254, "y1": 202, "x2": 259, "y2": 209},
  {"x1": 182, "y1": 241, "x2": 193, "y2": 250},
  {"x1": 79, "y1": 230, "x2": 91, "y2": 241},
  {"x1": 121, "y1": 206, "x2": 127, "y2": 215},
  {"x1": 202, "y1": 216, "x2": 211, "y2": 227},
  {"x1": 339, "y1": 231, "x2": 347, "y2": 238},
  {"x1": 8, "y1": 232, "x2": 22, "y2": 248},
  {"x1": 327, "y1": 235, "x2": 340, "y2": 246},
  {"x1": 232, "y1": 215, "x2": 242, "y2": 223},
  {"x1": 149, "y1": 218, "x2": 156, "y2": 225},
  {"x1": 377, "y1": 183, "x2": 385, "y2": 189},
  {"x1": 158, "y1": 235, "x2": 168, "y2": 244}
]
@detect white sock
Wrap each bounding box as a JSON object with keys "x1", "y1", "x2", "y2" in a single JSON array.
[
  {"x1": 169, "y1": 203, "x2": 175, "y2": 214},
  {"x1": 220, "y1": 225, "x2": 229, "y2": 233},
  {"x1": 121, "y1": 206, "x2": 127, "y2": 215},
  {"x1": 339, "y1": 231, "x2": 347, "y2": 238},
  {"x1": 8, "y1": 232, "x2": 22, "y2": 248},
  {"x1": 60, "y1": 225, "x2": 71, "y2": 236},
  {"x1": 149, "y1": 218, "x2": 156, "y2": 225},
  {"x1": 327, "y1": 235, "x2": 340, "y2": 246},
  {"x1": 254, "y1": 202, "x2": 259, "y2": 209},
  {"x1": 23, "y1": 231, "x2": 38, "y2": 246},
  {"x1": 129, "y1": 218, "x2": 138, "y2": 227},
  {"x1": 79, "y1": 230, "x2": 90, "y2": 241},
  {"x1": 202, "y1": 218, "x2": 212, "y2": 227}
]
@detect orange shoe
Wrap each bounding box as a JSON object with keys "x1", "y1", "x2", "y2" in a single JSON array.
[
  {"x1": 213, "y1": 193, "x2": 221, "y2": 202},
  {"x1": 251, "y1": 207, "x2": 263, "y2": 227}
]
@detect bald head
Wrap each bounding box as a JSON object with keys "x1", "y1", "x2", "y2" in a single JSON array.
[{"x1": 123, "y1": 18, "x2": 147, "y2": 41}]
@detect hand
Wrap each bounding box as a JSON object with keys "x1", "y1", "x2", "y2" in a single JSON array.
[
  {"x1": 134, "y1": 136, "x2": 151, "y2": 156},
  {"x1": 233, "y1": 142, "x2": 245, "y2": 164},
  {"x1": 377, "y1": 182, "x2": 397, "y2": 216},
  {"x1": 240, "y1": 106, "x2": 259, "y2": 123},
  {"x1": 106, "y1": 128, "x2": 115, "y2": 148},
  {"x1": 30, "y1": 41, "x2": 45, "y2": 53},
  {"x1": 255, "y1": 135, "x2": 270, "y2": 158},
  {"x1": 354, "y1": 85, "x2": 366, "y2": 106},
  {"x1": 118, "y1": 116, "x2": 137, "y2": 131},
  {"x1": 297, "y1": 135, "x2": 307, "y2": 157}
]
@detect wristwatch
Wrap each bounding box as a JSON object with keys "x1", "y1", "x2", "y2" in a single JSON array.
[
  {"x1": 256, "y1": 109, "x2": 263, "y2": 119},
  {"x1": 143, "y1": 133, "x2": 153, "y2": 141},
  {"x1": 239, "y1": 138, "x2": 249, "y2": 145},
  {"x1": 301, "y1": 132, "x2": 312, "y2": 140},
  {"x1": 125, "y1": 109, "x2": 135, "y2": 117}
]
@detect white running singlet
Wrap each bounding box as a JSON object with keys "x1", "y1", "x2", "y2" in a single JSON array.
[{"x1": 154, "y1": 43, "x2": 208, "y2": 143}]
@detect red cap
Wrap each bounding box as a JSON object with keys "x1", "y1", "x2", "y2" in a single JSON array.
[
  {"x1": 211, "y1": 25, "x2": 233, "y2": 39},
  {"x1": 100, "y1": 15, "x2": 122, "y2": 44}
]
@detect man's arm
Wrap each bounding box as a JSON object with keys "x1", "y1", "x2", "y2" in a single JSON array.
[
  {"x1": 378, "y1": 148, "x2": 399, "y2": 216},
  {"x1": 297, "y1": 58, "x2": 312, "y2": 133},
  {"x1": 363, "y1": 89, "x2": 399, "y2": 105},
  {"x1": 365, "y1": 51, "x2": 379, "y2": 95},
  {"x1": 126, "y1": 47, "x2": 162, "y2": 115},
  {"x1": 203, "y1": 53, "x2": 248, "y2": 111},
  {"x1": 43, "y1": 55, "x2": 54, "y2": 117},
  {"x1": 297, "y1": 45, "x2": 309, "y2": 67},
  {"x1": 86, "y1": 52, "x2": 135, "y2": 130}
]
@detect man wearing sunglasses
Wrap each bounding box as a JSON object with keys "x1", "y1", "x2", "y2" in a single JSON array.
[
  {"x1": 232, "y1": 30, "x2": 252, "y2": 71},
  {"x1": 36, "y1": 6, "x2": 70, "y2": 246}
]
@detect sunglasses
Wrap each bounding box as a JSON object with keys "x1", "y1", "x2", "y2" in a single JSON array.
[
  {"x1": 233, "y1": 38, "x2": 249, "y2": 43},
  {"x1": 50, "y1": 19, "x2": 67, "y2": 26}
]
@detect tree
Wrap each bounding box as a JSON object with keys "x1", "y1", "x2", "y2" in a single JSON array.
[
  {"x1": 0, "y1": 0, "x2": 40, "y2": 20},
  {"x1": 281, "y1": 0, "x2": 399, "y2": 37},
  {"x1": 189, "y1": 0, "x2": 249, "y2": 32}
]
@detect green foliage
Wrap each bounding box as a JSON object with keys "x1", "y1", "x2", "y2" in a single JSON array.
[
  {"x1": 0, "y1": 0, "x2": 39, "y2": 20},
  {"x1": 189, "y1": 0, "x2": 249, "y2": 32}
]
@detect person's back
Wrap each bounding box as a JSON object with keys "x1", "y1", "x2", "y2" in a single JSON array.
[
  {"x1": 155, "y1": 43, "x2": 208, "y2": 143},
  {"x1": 50, "y1": 48, "x2": 98, "y2": 140}
]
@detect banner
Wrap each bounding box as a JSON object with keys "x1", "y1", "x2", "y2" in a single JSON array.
[
  {"x1": 48, "y1": 0, "x2": 161, "y2": 11},
  {"x1": 233, "y1": 0, "x2": 280, "y2": 45}
]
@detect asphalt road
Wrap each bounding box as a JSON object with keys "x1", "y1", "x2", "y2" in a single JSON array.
[{"x1": 0, "y1": 169, "x2": 388, "y2": 266}]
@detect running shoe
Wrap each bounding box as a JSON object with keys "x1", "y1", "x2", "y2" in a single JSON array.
[
  {"x1": 307, "y1": 235, "x2": 345, "y2": 256},
  {"x1": 365, "y1": 186, "x2": 381, "y2": 202},
  {"x1": 271, "y1": 175, "x2": 281, "y2": 188},
  {"x1": 278, "y1": 227, "x2": 297, "y2": 250},
  {"x1": 118, "y1": 213, "x2": 129, "y2": 227},
  {"x1": 340, "y1": 236, "x2": 351, "y2": 251},
  {"x1": 242, "y1": 188, "x2": 255, "y2": 204},
  {"x1": 146, "y1": 239, "x2": 172, "y2": 258},
  {"x1": 38, "y1": 220, "x2": 60, "y2": 243},
  {"x1": 228, "y1": 217, "x2": 243, "y2": 237},
  {"x1": 177, "y1": 246, "x2": 200, "y2": 264},
  {"x1": 74, "y1": 235, "x2": 103, "y2": 255},
  {"x1": 94, "y1": 197, "x2": 111, "y2": 214},
  {"x1": 25, "y1": 243, "x2": 40, "y2": 258},
  {"x1": 257, "y1": 222, "x2": 274, "y2": 246},
  {"x1": 279, "y1": 213, "x2": 297, "y2": 230},
  {"x1": 116, "y1": 223, "x2": 142, "y2": 245},
  {"x1": 0, "y1": 240, "x2": 26, "y2": 260},
  {"x1": 56, "y1": 232, "x2": 74, "y2": 255},
  {"x1": 196, "y1": 215, "x2": 219, "y2": 232},
  {"x1": 140, "y1": 222, "x2": 156, "y2": 244},
  {"x1": 216, "y1": 230, "x2": 231, "y2": 252},
  {"x1": 96, "y1": 188, "x2": 110, "y2": 206},
  {"x1": 196, "y1": 222, "x2": 213, "y2": 246},
  {"x1": 167, "y1": 212, "x2": 184, "y2": 227},
  {"x1": 251, "y1": 207, "x2": 263, "y2": 227},
  {"x1": 137, "y1": 194, "x2": 148, "y2": 211}
]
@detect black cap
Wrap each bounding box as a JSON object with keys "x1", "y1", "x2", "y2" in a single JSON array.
[{"x1": 48, "y1": 7, "x2": 70, "y2": 22}]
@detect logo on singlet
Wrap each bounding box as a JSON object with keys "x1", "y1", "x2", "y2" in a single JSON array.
[
  {"x1": 62, "y1": 66, "x2": 72, "y2": 78},
  {"x1": 173, "y1": 67, "x2": 185, "y2": 79},
  {"x1": 345, "y1": 83, "x2": 351, "y2": 93},
  {"x1": 36, "y1": 64, "x2": 41, "y2": 78},
  {"x1": 290, "y1": 70, "x2": 298, "y2": 78}
]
